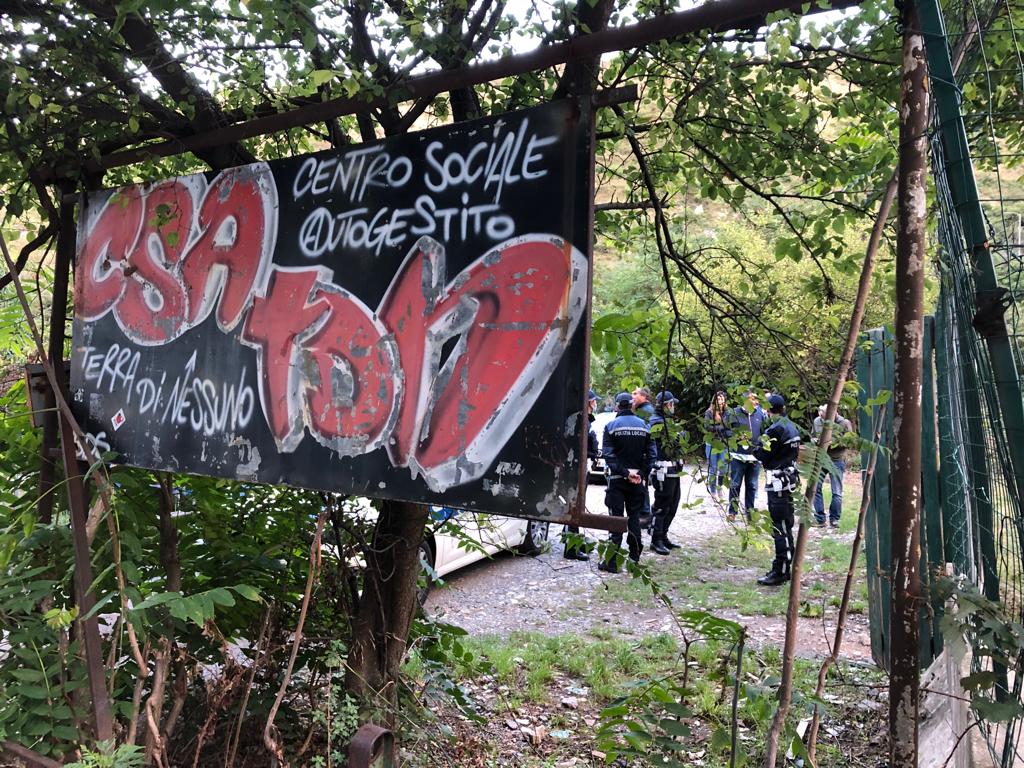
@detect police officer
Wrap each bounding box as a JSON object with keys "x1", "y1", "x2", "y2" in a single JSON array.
[
  {"x1": 599, "y1": 392, "x2": 656, "y2": 573},
  {"x1": 754, "y1": 394, "x2": 802, "y2": 586},
  {"x1": 632, "y1": 387, "x2": 656, "y2": 530},
  {"x1": 563, "y1": 390, "x2": 600, "y2": 560},
  {"x1": 650, "y1": 391, "x2": 682, "y2": 555}
]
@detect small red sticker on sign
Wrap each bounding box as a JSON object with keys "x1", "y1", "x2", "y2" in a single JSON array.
[{"x1": 111, "y1": 409, "x2": 126, "y2": 431}]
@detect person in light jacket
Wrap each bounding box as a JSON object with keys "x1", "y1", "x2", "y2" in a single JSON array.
[{"x1": 811, "y1": 405, "x2": 854, "y2": 528}]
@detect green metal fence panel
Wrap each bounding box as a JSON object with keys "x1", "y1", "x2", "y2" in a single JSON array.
[
  {"x1": 858, "y1": 323, "x2": 944, "y2": 672},
  {"x1": 934, "y1": 294, "x2": 975, "y2": 580},
  {"x1": 922, "y1": 315, "x2": 945, "y2": 660},
  {"x1": 859, "y1": 327, "x2": 892, "y2": 670}
]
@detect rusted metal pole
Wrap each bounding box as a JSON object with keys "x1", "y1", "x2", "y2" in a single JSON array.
[
  {"x1": 1, "y1": 199, "x2": 113, "y2": 742},
  {"x1": 59, "y1": 412, "x2": 115, "y2": 741},
  {"x1": 889, "y1": 3, "x2": 929, "y2": 765},
  {"x1": 36, "y1": 194, "x2": 75, "y2": 523},
  {"x1": 41, "y1": 0, "x2": 857, "y2": 179},
  {"x1": 54, "y1": 202, "x2": 115, "y2": 742}
]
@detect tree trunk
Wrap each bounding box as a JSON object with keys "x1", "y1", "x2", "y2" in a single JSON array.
[
  {"x1": 889, "y1": 2, "x2": 929, "y2": 764},
  {"x1": 344, "y1": 500, "x2": 429, "y2": 724}
]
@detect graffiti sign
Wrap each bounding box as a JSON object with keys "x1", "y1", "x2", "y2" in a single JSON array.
[{"x1": 70, "y1": 99, "x2": 592, "y2": 521}]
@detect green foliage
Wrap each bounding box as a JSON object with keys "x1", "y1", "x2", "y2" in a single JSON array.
[
  {"x1": 590, "y1": 218, "x2": 898, "y2": 429},
  {"x1": 406, "y1": 615, "x2": 488, "y2": 721},
  {"x1": 0, "y1": 376, "x2": 376, "y2": 757},
  {"x1": 596, "y1": 611, "x2": 742, "y2": 765},
  {"x1": 597, "y1": 679, "x2": 694, "y2": 764},
  {"x1": 937, "y1": 576, "x2": 1024, "y2": 723},
  {"x1": 308, "y1": 641, "x2": 361, "y2": 768},
  {"x1": 65, "y1": 741, "x2": 144, "y2": 768}
]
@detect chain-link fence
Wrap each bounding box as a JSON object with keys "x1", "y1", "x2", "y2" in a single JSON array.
[{"x1": 861, "y1": 0, "x2": 1024, "y2": 762}]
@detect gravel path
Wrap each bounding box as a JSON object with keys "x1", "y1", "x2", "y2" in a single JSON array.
[{"x1": 425, "y1": 466, "x2": 873, "y2": 662}]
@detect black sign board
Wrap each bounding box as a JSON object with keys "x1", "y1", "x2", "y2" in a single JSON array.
[{"x1": 70, "y1": 99, "x2": 592, "y2": 522}]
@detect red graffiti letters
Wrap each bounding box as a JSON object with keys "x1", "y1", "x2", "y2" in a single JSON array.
[
  {"x1": 241, "y1": 269, "x2": 399, "y2": 457},
  {"x1": 182, "y1": 170, "x2": 275, "y2": 331},
  {"x1": 78, "y1": 171, "x2": 586, "y2": 489},
  {"x1": 240, "y1": 235, "x2": 586, "y2": 490},
  {"x1": 380, "y1": 236, "x2": 579, "y2": 488},
  {"x1": 76, "y1": 165, "x2": 276, "y2": 345}
]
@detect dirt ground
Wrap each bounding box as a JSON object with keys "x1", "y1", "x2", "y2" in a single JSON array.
[{"x1": 425, "y1": 466, "x2": 873, "y2": 664}]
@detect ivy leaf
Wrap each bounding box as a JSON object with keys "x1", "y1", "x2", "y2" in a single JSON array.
[
  {"x1": 309, "y1": 69, "x2": 335, "y2": 88},
  {"x1": 232, "y1": 584, "x2": 262, "y2": 602},
  {"x1": 710, "y1": 726, "x2": 731, "y2": 751}
]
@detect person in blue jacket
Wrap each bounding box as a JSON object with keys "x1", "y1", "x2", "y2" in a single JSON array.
[
  {"x1": 599, "y1": 392, "x2": 657, "y2": 573},
  {"x1": 754, "y1": 394, "x2": 802, "y2": 586},
  {"x1": 650, "y1": 391, "x2": 683, "y2": 555},
  {"x1": 563, "y1": 390, "x2": 600, "y2": 560},
  {"x1": 726, "y1": 390, "x2": 768, "y2": 522}
]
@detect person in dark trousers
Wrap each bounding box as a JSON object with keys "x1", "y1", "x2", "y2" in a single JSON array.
[
  {"x1": 650, "y1": 391, "x2": 682, "y2": 554},
  {"x1": 631, "y1": 386, "x2": 656, "y2": 529},
  {"x1": 754, "y1": 394, "x2": 802, "y2": 586},
  {"x1": 563, "y1": 390, "x2": 600, "y2": 560},
  {"x1": 599, "y1": 392, "x2": 656, "y2": 573},
  {"x1": 811, "y1": 405, "x2": 854, "y2": 528},
  {"x1": 726, "y1": 390, "x2": 768, "y2": 522}
]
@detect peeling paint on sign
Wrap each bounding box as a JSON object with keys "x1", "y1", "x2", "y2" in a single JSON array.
[{"x1": 71, "y1": 100, "x2": 591, "y2": 523}]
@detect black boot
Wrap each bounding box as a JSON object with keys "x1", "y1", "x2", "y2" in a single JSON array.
[
  {"x1": 651, "y1": 538, "x2": 670, "y2": 556},
  {"x1": 598, "y1": 560, "x2": 619, "y2": 574},
  {"x1": 563, "y1": 547, "x2": 589, "y2": 561},
  {"x1": 757, "y1": 569, "x2": 790, "y2": 586},
  {"x1": 663, "y1": 537, "x2": 681, "y2": 550}
]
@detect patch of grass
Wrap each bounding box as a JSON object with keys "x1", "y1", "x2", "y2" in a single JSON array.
[
  {"x1": 818, "y1": 536, "x2": 859, "y2": 574},
  {"x1": 404, "y1": 618, "x2": 888, "y2": 767},
  {"x1": 450, "y1": 632, "x2": 682, "y2": 704},
  {"x1": 584, "y1": 528, "x2": 791, "y2": 618},
  {"x1": 800, "y1": 600, "x2": 824, "y2": 618}
]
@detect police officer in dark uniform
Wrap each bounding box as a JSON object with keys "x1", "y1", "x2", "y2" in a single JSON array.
[
  {"x1": 599, "y1": 392, "x2": 657, "y2": 573},
  {"x1": 650, "y1": 391, "x2": 682, "y2": 555},
  {"x1": 563, "y1": 390, "x2": 600, "y2": 560},
  {"x1": 754, "y1": 394, "x2": 802, "y2": 586}
]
